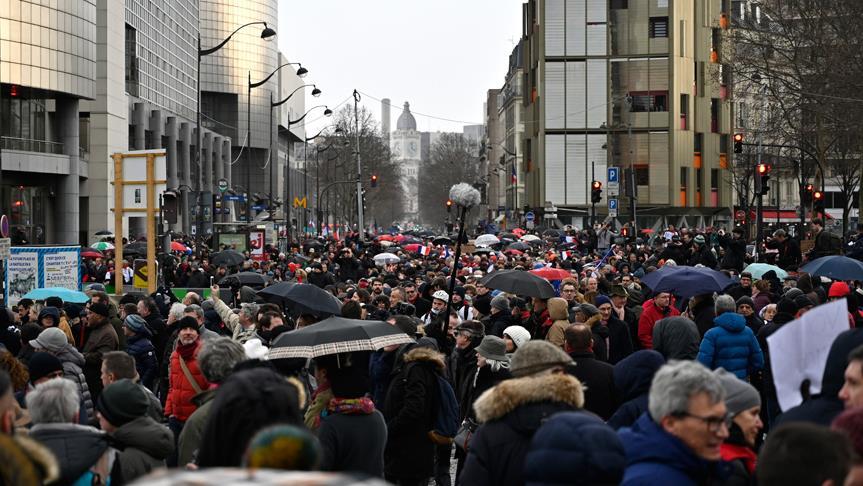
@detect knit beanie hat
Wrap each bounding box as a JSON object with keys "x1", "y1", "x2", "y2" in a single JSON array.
[
  {"x1": 27, "y1": 352, "x2": 63, "y2": 383},
  {"x1": 578, "y1": 304, "x2": 600, "y2": 318},
  {"x1": 510, "y1": 340, "x2": 573, "y2": 378},
  {"x1": 794, "y1": 294, "x2": 815, "y2": 310},
  {"x1": 735, "y1": 296, "x2": 755, "y2": 308},
  {"x1": 503, "y1": 325, "x2": 531, "y2": 351},
  {"x1": 244, "y1": 424, "x2": 321, "y2": 470},
  {"x1": 491, "y1": 294, "x2": 511, "y2": 313},
  {"x1": 714, "y1": 368, "x2": 760, "y2": 417},
  {"x1": 830, "y1": 281, "x2": 851, "y2": 298},
  {"x1": 776, "y1": 298, "x2": 799, "y2": 316},
  {"x1": 96, "y1": 379, "x2": 149, "y2": 426},
  {"x1": 123, "y1": 314, "x2": 148, "y2": 334},
  {"x1": 594, "y1": 295, "x2": 612, "y2": 308},
  {"x1": 177, "y1": 315, "x2": 200, "y2": 332}
]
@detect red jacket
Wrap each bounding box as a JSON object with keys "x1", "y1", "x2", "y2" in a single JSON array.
[
  {"x1": 637, "y1": 299, "x2": 680, "y2": 349},
  {"x1": 165, "y1": 341, "x2": 209, "y2": 422}
]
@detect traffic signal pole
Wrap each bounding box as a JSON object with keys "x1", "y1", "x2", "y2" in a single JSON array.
[{"x1": 755, "y1": 130, "x2": 764, "y2": 262}]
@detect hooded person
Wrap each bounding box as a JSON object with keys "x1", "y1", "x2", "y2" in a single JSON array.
[
  {"x1": 524, "y1": 412, "x2": 626, "y2": 486},
  {"x1": 608, "y1": 350, "x2": 666, "y2": 430},
  {"x1": 29, "y1": 327, "x2": 94, "y2": 424},
  {"x1": 777, "y1": 329, "x2": 863, "y2": 427},
  {"x1": 652, "y1": 316, "x2": 701, "y2": 361},
  {"x1": 122, "y1": 314, "x2": 157, "y2": 390},
  {"x1": 460, "y1": 340, "x2": 585, "y2": 486},
  {"x1": 36, "y1": 306, "x2": 74, "y2": 345},
  {"x1": 697, "y1": 295, "x2": 764, "y2": 381},
  {"x1": 97, "y1": 379, "x2": 174, "y2": 481},
  {"x1": 545, "y1": 297, "x2": 571, "y2": 349}
]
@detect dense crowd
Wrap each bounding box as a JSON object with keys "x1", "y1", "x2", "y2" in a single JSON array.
[{"x1": 2, "y1": 218, "x2": 863, "y2": 485}]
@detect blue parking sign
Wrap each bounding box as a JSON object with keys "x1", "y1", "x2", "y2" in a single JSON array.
[{"x1": 607, "y1": 167, "x2": 619, "y2": 183}]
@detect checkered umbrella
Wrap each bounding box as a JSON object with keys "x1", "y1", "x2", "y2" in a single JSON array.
[{"x1": 268, "y1": 316, "x2": 414, "y2": 359}]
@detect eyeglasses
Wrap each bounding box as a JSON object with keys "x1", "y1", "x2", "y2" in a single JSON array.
[
  {"x1": 562, "y1": 289, "x2": 576, "y2": 294},
  {"x1": 674, "y1": 411, "x2": 732, "y2": 433}
]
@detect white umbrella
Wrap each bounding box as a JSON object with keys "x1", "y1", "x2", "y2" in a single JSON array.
[
  {"x1": 520, "y1": 234, "x2": 541, "y2": 242},
  {"x1": 475, "y1": 234, "x2": 501, "y2": 247},
  {"x1": 379, "y1": 240, "x2": 395, "y2": 247},
  {"x1": 373, "y1": 252, "x2": 401, "y2": 266}
]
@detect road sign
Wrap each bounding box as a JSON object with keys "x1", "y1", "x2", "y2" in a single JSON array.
[
  {"x1": 525, "y1": 211, "x2": 535, "y2": 222},
  {"x1": 608, "y1": 198, "x2": 619, "y2": 218},
  {"x1": 224, "y1": 195, "x2": 244, "y2": 202},
  {"x1": 0, "y1": 238, "x2": 10, "y2": 259},
  {"x1": 217, "y1": 178, "x2": 229, "y2": 193},
  {"x1": 607, "y1": 167, "x2": 620, "y2": 196}
]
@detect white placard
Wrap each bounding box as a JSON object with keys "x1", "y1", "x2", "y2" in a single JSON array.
[
  {"x1": 768, "y1": 299, "x2": 848, "y2": 411},
  {"x1": 7, "y1": 252, "x2": 38, "y2": 305},
  {"x1": 43, "y1": 251, "x2": 81, "y2": 290},
  {"x1": 0, "y1": 238, "x2": 10, "y2": 259}
]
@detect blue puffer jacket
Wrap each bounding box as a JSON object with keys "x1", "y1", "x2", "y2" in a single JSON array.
[
  {"x1": 619, "y1": 413, "x2": 730, "y2": 485},
  {"x1": 697, "y1": 312, "x2": 764, "y2": 379},
  {"x1": 126, "y1": 333, "x2": 157, "y2": 390}
]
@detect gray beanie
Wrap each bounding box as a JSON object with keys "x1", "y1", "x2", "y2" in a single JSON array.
[
  {"x1": 491, "y1": 294, "x2": 511, "y2": 313},
  {"x1": 578, "y1": 304, "x2": 600, "y2": 318},
  {"x1": 714, "y1": 368, "x2": 760, "y2": 417},
  {"x1": 510, "y1": 340, "x2": 574, "y2": 378}
]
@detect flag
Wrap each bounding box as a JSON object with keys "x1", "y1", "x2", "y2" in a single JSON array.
[
  {"x1": 511, "y1": 165, "x2": 518, "y2": 185},
  {"x1": 561, "y1": 250, "x2": 572, "y2": 261},
  {"x1": 442, "y1": 247, "x2": 452, "y2": 259},
  {"x1": 334, "y1": 225, "x2": 340, "y2": 241},
  {"x1": 419, "y1": 245, "x2": 431, "y2": 256}
]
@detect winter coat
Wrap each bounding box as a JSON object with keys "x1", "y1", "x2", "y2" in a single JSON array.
[
  {"x1": 752, "y1": 292, "x2": 772, "y2": 314},
  {"x1": 369, "y1": 349, "x2": 397, "y2": 408},
  {"x1": 652, "y1": 316, "x2": 701, "y2": 361},
  {"x1": 382, "y1": 345, "x2": 445, "y2": 481},
  {"x1": 486, "y1": 311, "x2": 515, "y2": 338},
  {"x1": 604, "y1": 315, "x2": 634, "y2": 364},
  {"x1": 697, "y1": 312, "x2": 764, "y2": 380},
  {"x1": 608, "y1": 350, "x2": 665, "y2": 430},
  {"x1": 177, "y1": 389, "x2": 216, "y2": 466},
  {"x1": 688, "y1": 245, "x2": 718, "y2": 268},
  {"x1": 29, "y1": 423, "x2": 115, "y2": 486},
  {"x1": 126, "y1": 333, "x2": 157, "y2": 390},
  {"x1": 719, "y1": 235, "x2": 747, "y2": 272},
  {"x1": 165, "y1": 341, "x2": 209, "y2": 422},
  {"x1": 689, "y1": 297, "x2": 717, "y2": 337},
  {"x1": 0, "y1": 433, "x2": 59, "y2": 486},
  {"x1": 112, "y1": 416, "x2": 174, "y2": 482},
  {"x1": 545, "y1": 298, "x2": 570, "y2": 349},
  {"x1": 82, "y1": 319, "x2": 119, "y2": 397},
  {"x1": 319, "y1": 409, "x2": 387, "y2": 478},
  {"x1": 212, "y1": 297, "x2": 260, "y2": 345},
  {"x1": 449, "y1": 346, "x2": 479, "y2": 422},
  {"x1": 569, "y1": 351, "x2": 617, "y2": 420},
  {"x1": 143, "y1": 312, "x2": 167, "y2": 361},
  {"x1": 54, "y1": 344, "x2": 95, "y2": 425},
  {"x1": 619, "y1": 413, "x2": 730, "y2": 485},
  {"x1": 637, "y1": 299, "x2": 680, "y2": 349},
  {"x1": 777, "y1": 329, "x2": 863, "y2": 427},
  {"x1": 460, "y1": 373, "x2": 584, "y2": 486}
]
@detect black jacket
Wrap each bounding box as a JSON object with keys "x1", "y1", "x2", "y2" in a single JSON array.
[
  {"x1": 604, "y1": 315, "x2": 634, "y2": 365},
  {"x1": 319, "y1": 409, "x2": 387, "y2": 478},
  {"x1": 568, "y1": 351, "x2": 617, "y2": 420},
  {"x1": 29, "y1": 423, "x2": 113, "y2": 485},
  {"x1": 383, "y1": 345, "x2": 446, "y2": 481},
  {"x1": 767, "y1": 237, "x2": 802, "y2": 270},
  {"x1": 460, "y1": 373, "x2": 584, "y2": 486},
  {"x1": 112, "y1": 416, "x2": 174, "y2": 482},
  {"x1": 607, "y1": 350, "x2": 665, "y2": 430},
  {"x1": 449, "y1": 346, "x2": 479, "y2": 422},
  {"x1": 486, "y1": 312, "x2": 515, "y2": 338},
  {"x1": 719, "y1": 235, "x2": 747, "y2": 272},
  {"x1": 809, "y1": 229, "x2": 841, "y2": 261}
]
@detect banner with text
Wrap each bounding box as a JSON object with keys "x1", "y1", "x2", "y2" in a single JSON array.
[{"x1": 5, "y1": 246, "x2": 81, "y2": 305}]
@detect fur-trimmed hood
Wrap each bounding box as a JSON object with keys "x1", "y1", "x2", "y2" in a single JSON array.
[
  {"x1": 583, "y1": 314, "x2": 602, "y2": 329},
  {"x1": 402, "y1": 345, "x2": 447, "y2": 371},
  {"x1": 473, "y1": 373, "x2": 584, "y2": 423}
]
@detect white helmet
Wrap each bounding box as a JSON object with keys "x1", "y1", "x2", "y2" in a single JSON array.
[{"x1": 432, "y1": 290, "x2": 449, "y2": 302}]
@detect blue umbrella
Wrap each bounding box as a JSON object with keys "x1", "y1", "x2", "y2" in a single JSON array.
[
  {"x1": 743, "y1": 263, "x2": 788, "y2": 280},
  {"x1": 640, "y1": 266, "x2": 734, "y2": 300},
  {"x1": 23, "y1": 287, "x2": 89, "y2": 303},
  {"x1": 800, "y1": 255, "x2": 863, "y2": 281}
]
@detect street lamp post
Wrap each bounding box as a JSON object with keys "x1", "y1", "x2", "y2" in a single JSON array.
[
  {"x1": 197, "y1": 21, "x2": 275, "y2": 256},
  {"x1": 352, "y1": 90, "x2": 364, "y2": 238}
]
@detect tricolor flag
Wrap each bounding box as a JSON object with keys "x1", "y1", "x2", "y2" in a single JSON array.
[
  {"x1": 511, "y1": 165, "x2": 518, "y2": 185},
  {"x1": 565, "y1": 236, "x2": 575, "y2": 243},
  {"x1": 419, "y1": 245, "x2": 432, "y2": 256},
  {"x1": 561, "y1": 250, "x2": 572, "y2": 261},
  {"x1": 442, "y1": 247, "x2": 452, "y2": 258}
]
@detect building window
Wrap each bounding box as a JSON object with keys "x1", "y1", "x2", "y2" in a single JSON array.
[
  {"x1": 680, "y1": 94, "x2": 689, "y2": 130},
  {"x1": 611, "y1": 0, "x2": 628, "y2": 8},
  {"x1": 650, "y1": 17, "x2": 669, "y2": 38},
  {"x1": 711, "y1": 98, "x2": 720, "y2": 132},
  {"x1": 635, "y1": 165, "x2": 650, "y2": 186},
  {"x1": 125, "y1": 23, "x2": 139, "y2": 97},
  {"x1": 629, "y1": 91, "x2": 668, "y2": 112}
]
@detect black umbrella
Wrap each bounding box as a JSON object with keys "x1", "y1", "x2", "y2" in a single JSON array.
[
  {"x1": 800, "y1": 255, "x2": 863, "y2": 281},
  {"x1": 543, "y1": 229, "x2": 564, "y2": 238},
  {"x1": 302, "y1": 239, "x2": 324, "y2": 253},
  {"x1": 507, "y1": 241, "x2": 530, "y2": 252},
  {"x1": 94, "y1": 230, "x2": 114, "y2": 236},
  {"x1": 123, "y1": 242, "x2": 148, "y2": 256},
  {"x1": 268, "y1": 315, "x2": 414, "y2": 359},
  {"x1": 401, "y1": 236, "x2": 423, "y2": 245},
  {"x1": 473, "y1": 247, "x2": 493, "y2": 255},
  {"x1": 480, "y1": 269, "x2": 556, "y2": 299},
  {"x1": 219, "y1": 271, "x2": 271, "y2": 289},
  {"x1": 433, "y1": 236, "x2": 452, "y2": 245},
  {"x1": 212, "y1": 249, "x2": 245, "y2": 267},
  {"x1": 258, "y1": 282, "x2": 342, "y2": 317}
]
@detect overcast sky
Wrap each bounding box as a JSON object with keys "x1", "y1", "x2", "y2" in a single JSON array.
[{"x1": 279, "y1": 0, "x2": 525, "y2": 136}]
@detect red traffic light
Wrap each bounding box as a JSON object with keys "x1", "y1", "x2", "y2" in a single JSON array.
[
  {"x1": 446, "y1": 199, "x2": 453, "y2": 207},
  {"x1": 757, "y1": 163, "x2": 771, "y2": 175},
  {"x1": 813, "y1": 191, "x2": 824, "y2": 200},
  {"x1": 805, "y1": 184, "x2": 814, "y2": 192},
  {"x1": 10, "y1": 85, "x2": 18, "y2": 97},
  {"x1": 733, "y1": 133, "x2": 744, "y2": 143},
  {"x1": 371, "y1": 175, "x2": 378, "y2": 182},
  {"x1": 592, "y1": 181, "x2": 602, "y2": 190}
]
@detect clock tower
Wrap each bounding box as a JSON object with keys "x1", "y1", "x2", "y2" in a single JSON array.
[{"x1": 390, "y1": 102, "x2": 423, "y2": 223}]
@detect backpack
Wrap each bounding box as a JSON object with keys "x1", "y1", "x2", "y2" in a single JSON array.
[{"x1": 428, "y1": 373, "x2": 460, "y2": 445}]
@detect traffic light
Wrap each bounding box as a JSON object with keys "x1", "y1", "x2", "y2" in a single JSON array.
[
  {"x1": 370, "y1": 174, "x2": 378, "y2": 188},
  {"x1": 163, "y1": 190, "x2": 178, "y2": 224},
  {"x1": 591, "y1": 181, "x2": 603, "y2": 204},
  {"x1": 813, "y1": 190, "x2": 824, "y2": 205},
  {"x1": 446, "y1": 199, "x2": 453, "y2": 213},
  {"x1": 734, "y1": 133, "x2": 744, "y2": 153},
  {"x1": 803, "y1": 184, "x2": 814, "y2": 204},
  {"x1": 756, "y1": 163, "x2": 771, "y2": 196}
]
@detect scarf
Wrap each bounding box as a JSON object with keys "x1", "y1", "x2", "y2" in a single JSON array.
[
  {"x1": 305, "y1": 385, "x2": 332, "y2": 430},
  {"x1": 720, "y1": 443, "x2": 757, "y2": 474},
  {"x1": 177, "y1": 340, "x2": 198, "y2": 361},
  {"x1": 324, "y1": 397, "x2": 375, "y2": 417}
]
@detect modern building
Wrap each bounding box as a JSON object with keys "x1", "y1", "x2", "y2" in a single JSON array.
[
  {"x1": 521, "y1": 0, "x2": 735, "y2": 229},
  {"x1": 0, "y1": 0, "x2": 97, "y2": 244},
  {"x1": 1, "y1": 0, "x2": 307, "y2": 245}
]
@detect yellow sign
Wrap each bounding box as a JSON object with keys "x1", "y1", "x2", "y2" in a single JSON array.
[
  {"x1": 293, "y1": 197, "x2": 307, "y2": 208},
  {"x1": 133, "y1": 259, "x2": 158, "y2": 289}
]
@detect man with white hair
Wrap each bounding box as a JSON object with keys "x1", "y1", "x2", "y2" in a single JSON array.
[
  {"x1": 210, "y1": 284, "x2": 259, "y2": 344},
  {"x1": 619, "y1": 360, "x2": 730, "y2": 485},
  {"x1": 28, "y1": 378, "x2": 116, "y2": 485}
]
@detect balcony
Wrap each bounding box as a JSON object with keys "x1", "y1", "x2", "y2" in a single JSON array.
[{"x1": 1, "y1": 136, "x2": 64, "y2": 155}]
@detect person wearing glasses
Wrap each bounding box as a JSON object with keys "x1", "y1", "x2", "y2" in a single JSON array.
[{"x1": 619, "y1": 361, "x2": 730, "y2": 485}]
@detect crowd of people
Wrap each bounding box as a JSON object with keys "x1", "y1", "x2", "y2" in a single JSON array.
[{"x1": 1, "y1": 218, "x2": 862, "y2": 485}]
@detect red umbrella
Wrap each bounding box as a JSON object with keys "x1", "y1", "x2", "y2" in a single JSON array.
[
  {"x1": 171, "y1": 241, "x2": 188, "y2": 252},
  {"x1": 376, "y1": 234, "x2": 395, "y2": 242},
  {"x1": 504, "y1": 249, "x2": 524, "y2": 256},
  {"x1": 530, "y1": 267, "x2": 572, "y2": 281},
  {"x1": 81, "y1": 248, "x2": 104, "y2": 259},
  {"x1": 403, "y1": 243, "x2": 422, "y2": 254},
  {"x1": 511, "y1": 228, "x2": 527, "y2": 236}
]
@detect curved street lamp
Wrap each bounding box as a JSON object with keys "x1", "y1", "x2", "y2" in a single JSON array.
[{"x1": 195, "y1": 21, "x2": 275, "y2": 253}]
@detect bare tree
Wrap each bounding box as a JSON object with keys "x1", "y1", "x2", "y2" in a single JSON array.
[{"x1": 417, "y1": 133, "x2": 481, "y2": 228}]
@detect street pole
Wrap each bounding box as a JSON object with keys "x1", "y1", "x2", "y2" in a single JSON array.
[
  {"x1": 303, "y1": 140, "x2": 308, "y2": 236},
  {"x1": 246, "y1": 71, "x2": 252, "y2": 224},
  {"x1": 591, "y1": 161, "x2": 596, "y2": 227},
  {"x1": 315, "y1": 148, "x2": 321, "y2": 236},
  {"x1": 195, "y1": 37, "x2": 203, "y2": 258},
  {"x1": 269, "y1": 92, "x2": 274, "y2": 221},
  {"x1": 627, "y1": 122, "x2": 637, "y2": 233},
  {"x1": 353, "y1": 90, "x2": 364, "y2": 237}
]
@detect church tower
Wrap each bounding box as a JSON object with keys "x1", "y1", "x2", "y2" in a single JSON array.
[{"x1": 391, "y1": 102, "x2": 422, "y2": 223}]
